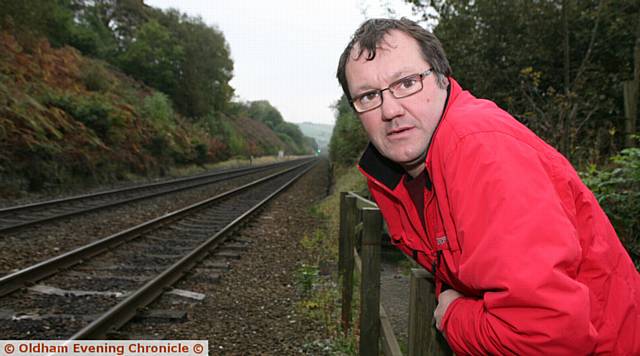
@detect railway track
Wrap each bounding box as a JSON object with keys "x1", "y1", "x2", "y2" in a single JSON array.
[
  {"x1": 0, "y1": 158, "x2": 312, "y2": 234},
  {"x1": 0, "y1": 158, "x2": 317, "y2": 339}
]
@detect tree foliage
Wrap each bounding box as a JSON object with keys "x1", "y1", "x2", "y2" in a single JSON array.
[
  {"x1": 412, "y1": 0, "x2": 639, "y2": 164},
  {"x1": 152, "y1": 9, "x2": 234, "y2": 117},
  {"x1": 0, "y1": 0, "x2": 77, "y2": 47},
  {"x1": 0, "y1": 0, "x2": 235, "y2": 119},
  {"x1": 581, "y1": 145, "x2": 640, "y2": 260},
  {"x1": 329, "y1": 95, "x2": 368, "y2": 166},
  {"x1": 244, "y1": 100, "x2": 310, "y2": 154},
  {"x1": 0, "y1": 1, "x2": 317, "y2": 194},
  {"x1": 117, "y1": 19, "x2": 184, "y2": 99}
]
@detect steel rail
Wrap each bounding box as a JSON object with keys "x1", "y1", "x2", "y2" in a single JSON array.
[
  {"x1": 0, "y1": 160, "x2": 299, "y2": 213},
  {"x1": 69, "y1": 159, "x2": 316, "y2": 339},
  {"x1": 0, "y1": 159, "x2": 315, "y2": 297},
  {"x1": 0, "y1": 158, "x2": 312, "y2": 234}
]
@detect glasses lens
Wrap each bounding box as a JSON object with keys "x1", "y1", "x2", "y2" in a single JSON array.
[
  {"x1": 354, "y1": 92, "x2": 381, "y2": 112},
  {"x1": 390, "y1": 75, "x2": 423, "y2": 98}
]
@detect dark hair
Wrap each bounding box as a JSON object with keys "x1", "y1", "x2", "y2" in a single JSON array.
[{"x1": 336, "y1": 18, "x2": 451, "y2": 104}]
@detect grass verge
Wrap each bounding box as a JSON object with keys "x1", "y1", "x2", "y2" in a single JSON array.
[{"x1": 295, "y1": 164, "x2": 368, "y2": 355}]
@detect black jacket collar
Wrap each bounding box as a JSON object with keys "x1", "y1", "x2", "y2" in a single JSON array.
[{"x1": 359, "y1": 143, "x2": 406, "y2": 190}]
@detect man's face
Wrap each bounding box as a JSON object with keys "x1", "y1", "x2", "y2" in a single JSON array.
[{"x1": 345, "y1": 30, "x2": 448, "y2": 173}]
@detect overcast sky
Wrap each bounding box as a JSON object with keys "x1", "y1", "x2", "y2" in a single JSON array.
[{"x1": 144, "y1": 0, "x2": 427, "y2": 126}]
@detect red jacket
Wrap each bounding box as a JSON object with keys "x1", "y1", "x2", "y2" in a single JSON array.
[{"x1": 358, "y1": 78, "x2": 640, "y2": 355}]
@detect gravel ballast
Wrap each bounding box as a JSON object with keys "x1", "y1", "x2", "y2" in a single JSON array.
[
  {"x1": 117, "y1": 159, "x2": 332, "y2": 354},
  {"x1": 1, "y1": 158, "x2": 415, "y2": 353}
]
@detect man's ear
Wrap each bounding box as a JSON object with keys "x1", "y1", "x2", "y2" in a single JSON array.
[{"x1": 441, "y1": 76, "x2": 450, "y2": 89}]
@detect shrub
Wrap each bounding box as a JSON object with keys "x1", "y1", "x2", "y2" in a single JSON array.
[
  {"x1": 581, "y1": 146, "x2": 640, "y2": 257},
  {"x1": 193, "y1": 141, "x2": 208, "y2": 165},
  {"x1": 146, "y1": 134, "x2": 171, "y2": 158},
  {"x1": 45, "y1": 93, "x2": 114, "y2": 139},
  {"x1": 219, "y1": 120, "x2": 246, "y2": 156},
  {"x1": 141, "y1": 92, "x2": 175, "y2": 128},
  {"x1": 80, "y1": 62, "x2": 112, "y2": 92},
  {"x1": 329, "y1": 95, "x2": 368, "y2": 166}
]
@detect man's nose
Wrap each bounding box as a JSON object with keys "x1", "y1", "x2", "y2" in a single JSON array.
[{"x1": 380, "y1": 90, "x2": 404, "y2": 121}]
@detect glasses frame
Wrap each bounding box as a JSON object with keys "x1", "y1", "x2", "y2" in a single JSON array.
[{"x1": 350, "y1": 68, "x2": 434, "y2": 113}]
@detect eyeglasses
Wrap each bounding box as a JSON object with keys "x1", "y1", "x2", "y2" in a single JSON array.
[{"x1": 350, "y1": 68, "x2": 434, "y2": 113}]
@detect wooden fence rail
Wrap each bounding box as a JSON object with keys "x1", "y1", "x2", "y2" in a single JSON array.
[{"x1": 339, "y1": 191, "x2": 453, "y2": 355}]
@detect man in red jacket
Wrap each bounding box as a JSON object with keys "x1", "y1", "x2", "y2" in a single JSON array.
[{"x1": 337, "y1": 18, "x2": 640, "y2": 355}]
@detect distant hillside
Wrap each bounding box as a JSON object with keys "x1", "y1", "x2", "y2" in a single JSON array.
[
  {"x1": 297, "y1": 122, "x2": 333, "y2": 153},
  {"x1": 0, "y1": 32, "x2": 309, "y2": 194}
]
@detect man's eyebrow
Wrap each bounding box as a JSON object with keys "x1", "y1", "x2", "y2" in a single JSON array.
[
  {"x1": 352, "y1": 84, "x2": 377, "y2": 94},
  {"x1": 389, "y1": 69, "x2": 417, "y2": 81},
  {"x1": 352, "y1": 69, "x2": 415, "y2": 94}
]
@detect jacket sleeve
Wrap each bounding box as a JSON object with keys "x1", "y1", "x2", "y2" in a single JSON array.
[{"x1": 439, "y1": 131, "x2": 597, "y2": 355}]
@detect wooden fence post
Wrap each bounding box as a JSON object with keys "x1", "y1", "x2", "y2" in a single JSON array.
[
  {"x1": 339, "y1": 193, "x2": 357, "y2": 335},
  {"x1": 408, "y1": 269, "x2": 453, "y2": 356},
  {"x1": 359, "y1": 207, "x2": 382, "y2": 356}
]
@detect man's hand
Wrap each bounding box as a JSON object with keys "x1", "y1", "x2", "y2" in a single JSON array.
[{"x1": 434, "y1": 289, "x2": 463, "y2": 331}]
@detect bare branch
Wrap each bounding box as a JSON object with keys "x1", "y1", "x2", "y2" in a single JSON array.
[{"x1": 572, "y1": 0, "x2": 604, "y2": 88}]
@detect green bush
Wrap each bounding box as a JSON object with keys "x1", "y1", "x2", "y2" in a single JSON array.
[
  {"x1": 14, "y1": 143, "x2": 61, "y2": 190},
  {"x1": 141, "y1": 92, "x2": 175, "y2": 128},
  {"x1": 197, "y1": 112, "x2": 227, "y2": 138},
  {"x1": 329, "y1": 95, "x2": 368, "y2": 166},
  {"x1": 193, "y1": 141, "x2": 208, "y2": 165},
  {"x1": 146, "y1": 134, "x2": 172, "y2": 160},
  {"x1": 581, "y1": 146, "x2": 640, "y2": 258},
  {"x1": 80, "y1": 62, "x2": 112, "y2": 92},
  {"x1": 220, "y1": 120, "x2": 245, "y2": 155},
  {"x1": 45, "y1": 93, "x2": 114, "y2": 139}
]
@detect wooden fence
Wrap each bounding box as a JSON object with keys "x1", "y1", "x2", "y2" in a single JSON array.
[{"x1": 338, "y1": 191, "x2": 453, "y2": 356}]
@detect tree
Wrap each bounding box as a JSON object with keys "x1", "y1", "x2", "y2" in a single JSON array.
[
  {"x1": 2, "y1": 1, "x2": 236, "y2": 121},
  {"x1": 150, "y1": 9, "x2": 234, "y2": 118},
  {"x1": 0, "y1": 0, "x2": 77, "y2": 47},
  {"x1": 75, "y1": 0, "x2": 148, "y2": 49},
  {"x1": 245, "y1": 100, "x2": 311, "y2": 154},
  {"x1": 174, "y1": 17, "x2": 234, "y2": 117},
  {"x1": 247, "y1": 100, "x2": 285, "y2": 128},
  {"x1": 117, "y1": 19, "x2": 184, "y2": 99},
  {"x1": 409, "y1": 0, "x2": 639, "y2": 164},
  {"x1": 329, "y1": 95, "x2": 368, "y2": 165}
]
